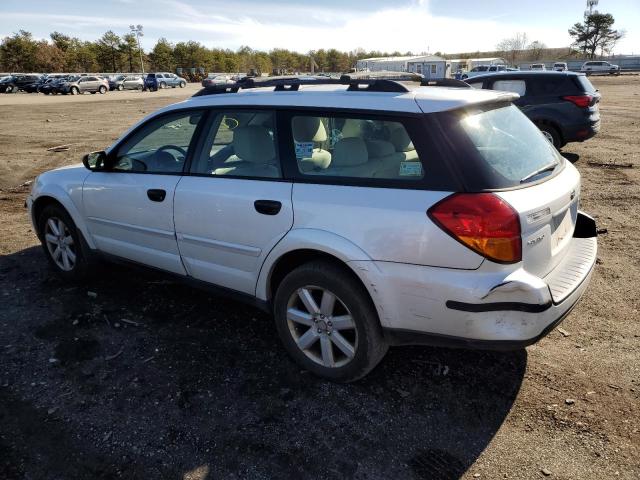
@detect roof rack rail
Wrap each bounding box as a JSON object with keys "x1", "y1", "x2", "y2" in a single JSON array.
[{"x1": 192, "y1": 72, "x2": 470, "y2": 97}]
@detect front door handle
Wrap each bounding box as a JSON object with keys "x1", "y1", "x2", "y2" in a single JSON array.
[
  {"x1": 147, "y1": 189, "x2": 166, "y2": 202},
  {"x1": 254, "y1": 199, "x2": 282, "y2": 215}
]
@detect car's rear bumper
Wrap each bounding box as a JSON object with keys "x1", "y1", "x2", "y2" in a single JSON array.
[
  {"x1": 351, "y1": 211, "x2": 598, "y2": 349},
  {"x1": 564, "y1": 119, "x2": 600, "y2": 143}
]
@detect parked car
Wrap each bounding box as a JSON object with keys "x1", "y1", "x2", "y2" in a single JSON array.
[
  {"x1": 108, "y1": 75, "x2": 126, "y2": 90},
  {"x1": 111, "y1": 75, "x2": 144, "y2": 91},
  {"x1": 530, "y1": 64, "x2": 546, "y2": 71},
  {"x1": 22, "y1": 76, "x2": 48, "y2": 93},
  {"x1": 465, "y1": 71, "x2": 600, "y2": 149},
  {"x1": 145, "y1": 72, "x2": 187, "y2": 91},
  {"x1": 26, "y1": 75, "x2": 598, "y2": 382},
  {"x1": 461, "y1": 64, "x2": 508, "y2": 79},
  {"x1": 0, "y1": 74, "x2": 42, "y2": 93},
  {"x1": 553, "y1": 62, "x2": 568, "y2": 72},
  {"x1": 39, "y1": 77, "x2": 69, "y2": 95},
  {"x1": 581, "y1": 60, "x2": 620, "y2": 75},
  {"x1": 201, "y1": 74, "x2": 234, "y2": 88},
  {"x1": 60, "y1": 75, "x2": 109, "y2": 95}
]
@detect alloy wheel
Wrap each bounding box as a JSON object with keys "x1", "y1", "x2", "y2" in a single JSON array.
[
  {"x1": 286, "y1": 286, "x2": 358, "y2": 368},
  {"x1": 44, "y1": 217, "x2": 76, "y2": 271},
  {"x1": 541, "y1": 130, "x2": 554, "y2": 145}
]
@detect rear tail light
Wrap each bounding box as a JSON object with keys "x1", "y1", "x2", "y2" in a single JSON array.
[
  {"x1": 428, "y1": 193, "x2": 522, "y2": 264},
  {"x1": 562, "y1": 95, "x2": 593, "y2": 108}
]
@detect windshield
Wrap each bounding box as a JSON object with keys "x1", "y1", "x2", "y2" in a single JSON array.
[{"x1": 458, "y1": 104, "x2": 562, "y2": 186}]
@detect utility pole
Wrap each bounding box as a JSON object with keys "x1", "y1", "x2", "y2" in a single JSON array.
[{"x1": 130, "y1": 24, "x2": 145, "y2": 75}]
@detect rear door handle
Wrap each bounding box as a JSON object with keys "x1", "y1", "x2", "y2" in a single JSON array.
[
  {"x1": 254, "y1": 200, "x2": 282, "y2": 215},
  {"x1": 147, "y1": 189, "x2": 166, "y2": 202}
]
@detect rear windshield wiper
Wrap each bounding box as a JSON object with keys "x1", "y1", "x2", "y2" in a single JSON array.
[{"x1": 520, "y1": 161, "x2": 559, "y2": 183}]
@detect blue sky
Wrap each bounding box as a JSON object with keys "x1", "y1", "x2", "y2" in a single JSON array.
[{"x1": 1, "y1": 0, "x2": 638, "y2": 54}]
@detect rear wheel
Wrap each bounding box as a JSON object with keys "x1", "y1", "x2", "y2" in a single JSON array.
[
  {"x1": 160, "y1": 81, "x2": 167, "y2": 89},
  {"x1": 179, "y1": 81, "x2": 186, "y2": 88},
  {"x1": 99, "y1": 85, "x2": 106, "y2": 94},
  {"x1": 538, "y1": 123, "x2": 563, "y2": 149},
  {"x1": 273, "y1": 261, "x2": 387, "y2": 382},
  {"x1": 38, "y1": 204, "x2": 92, "y2": 281}
]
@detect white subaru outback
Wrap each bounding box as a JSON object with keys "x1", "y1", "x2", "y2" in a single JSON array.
[{"x1": 26, "y1": 74, "x2": 598, "y2": 382}]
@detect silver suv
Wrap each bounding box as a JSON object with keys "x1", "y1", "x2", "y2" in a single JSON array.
[
  {"x1": 61, "y1": 75, "x2": 109, "y2": 95},
  {"x1": 26, "y1": 74, "x2": 598, "y2": 382}
]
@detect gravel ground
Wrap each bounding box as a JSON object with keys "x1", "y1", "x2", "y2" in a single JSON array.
[{"x1": 0, "y1": 77, "x2": 638, "y2": 480}]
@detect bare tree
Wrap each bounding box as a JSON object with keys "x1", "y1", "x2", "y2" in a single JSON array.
[
  {"x1": 527, "y1": 40, "x2": 547, "y2": 60},
  {"x1": 496, "y1": 32, "x2": 528, "y2": 65}
]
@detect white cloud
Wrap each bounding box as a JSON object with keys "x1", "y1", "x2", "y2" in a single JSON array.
[{"x1": 3, "y1": 1, "x2": 637, "y2": 55}]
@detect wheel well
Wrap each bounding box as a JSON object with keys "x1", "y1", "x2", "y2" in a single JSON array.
[
  {"x1": 32, "y1": 196, "x2": 64, "y2": 237},
  {"x1": 268, "y1": 249, "x2": 367, "y2": 301},
  {"x1": 534, "y1": 119, "x2": 563, "y2": 142}
]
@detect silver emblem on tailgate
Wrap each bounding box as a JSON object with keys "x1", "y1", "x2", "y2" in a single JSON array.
[{"x1": 527, "y1": 234, "x2": 545, "y2": 246}]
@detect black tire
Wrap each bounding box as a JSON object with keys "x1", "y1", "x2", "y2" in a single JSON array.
[
  {"x1": 538, "y1": 123, "x2": 563, "y2": 149},
  {"x1": 179, "y1": 81, "x2": 186, "y2": 88},
  {"x1": 160, "y1": 81, "x2": 167, "y2": 89},
  {"x1": 70, "y1": 86, "x2": 79, "y2": 95},
  {"x1": 117, "y1": 84, "x2": 124, "y2": 91},
  {"x1": 5, "y1": 85, "x2": 15, "y2": 93},
  {"x1": 99, "y1": 86, "x2": 106, "y2": 94},
  {"x1": 273, "y1": 261, "x2": 388, "y2": 382},
  {"x1": 37, "y1": 204, "x2": 94, "y2": 282}
]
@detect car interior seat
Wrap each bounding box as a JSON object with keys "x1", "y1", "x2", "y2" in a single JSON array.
[
  {"x1": 292, "y1": 117, "x2": 332, "y2": 172},
  {"x1": 213, "y1": 126, "x2": 279, "y2": 178}
]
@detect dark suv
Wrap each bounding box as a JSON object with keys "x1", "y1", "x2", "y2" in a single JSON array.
[
  {"x1": 0, "y1": 74, "x2": 42, "y2": 93},
  {"x1": 465, "y1": 71, "x2": 600, "y2": 149}
]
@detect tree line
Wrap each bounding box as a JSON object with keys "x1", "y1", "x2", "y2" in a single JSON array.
[
  {"x1": 0, "y1": 30, "x2": 423, "y2": 74},
  {"x1": 495, "y1": 11, "x2": 624, "y2": 65}
]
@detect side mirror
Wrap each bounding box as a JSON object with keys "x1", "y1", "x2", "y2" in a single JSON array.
[{"x1": 82, "y1": 151, "x2": 107, "y2": 171}]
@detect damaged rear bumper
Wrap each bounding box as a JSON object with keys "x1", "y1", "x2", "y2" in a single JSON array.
[{"x1": 351, "y1": 212, "x2": 598, "y2": 349}]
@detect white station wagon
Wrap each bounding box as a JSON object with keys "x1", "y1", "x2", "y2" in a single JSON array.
[{"x1": 27, "y1": 74, "x2": 598, "y2": 382}]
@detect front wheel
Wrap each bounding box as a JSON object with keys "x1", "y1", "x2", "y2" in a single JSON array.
[
  {"x1": 38, "y1": 204, "x2": 92, "y2": 281},
  {"x1": 70, "y1": 86, "x2": 79, "y2": 95},
  {"x1": 117, "y1": 84, "x2": 124, "y2": 91},
  {"x1": 273, "y1": 261, "x2": 388, "y2": 382}
]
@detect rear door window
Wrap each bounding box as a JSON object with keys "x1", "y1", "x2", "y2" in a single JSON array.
[
  {"x1": 491, "y1": 80, "x2": 526, "y2": 96},
  {"x1": 575, "y1": 75, "x2": 596, "y2": 93}
]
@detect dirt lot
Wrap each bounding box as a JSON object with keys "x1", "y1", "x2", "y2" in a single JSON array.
[{"x1": 0, "y1": 78, "x2": 638, "y2": 480}]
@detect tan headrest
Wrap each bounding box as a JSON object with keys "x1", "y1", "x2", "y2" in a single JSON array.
[
  {"x1": 390, "y1": 126, "x2": 414, "y2": 152},
  {"x1": 292, "y1": 117, "x2": 327, "y2": 142},
  {"x1": 332, "y1": 138, "x2": 368, "y2": 167},
  {"x1": 233, "y1": 126, "x2": 275, "y2": 164}
]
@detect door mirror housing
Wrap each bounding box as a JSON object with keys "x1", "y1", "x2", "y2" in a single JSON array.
[{"x1": 82, "y1": 151, "x2": 107, "y2": 171}]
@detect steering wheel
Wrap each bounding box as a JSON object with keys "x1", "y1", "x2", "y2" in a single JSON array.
[{"x1": 157, "y1": 144, "x2": 187, "y2": 160}]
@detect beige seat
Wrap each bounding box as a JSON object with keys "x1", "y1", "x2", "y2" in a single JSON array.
[
  {"x1": 292, "y1": 117, "x2": 331, "y2": 172},
  {"x1": 389, "y1": 125, "x2": 419, "y2": 161},
  {"x1": 366, "y1": 139, "x2": 406, "y2": 178},
  {"x1": 213, "y1": 126, "x2": 279, "y2": 178},
  {"x1": 324, "y1": 137, "x2": 380, "y2": 177}
]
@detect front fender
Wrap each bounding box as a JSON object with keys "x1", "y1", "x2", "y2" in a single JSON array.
[{"x1": 31, "y1": 172, "x2": 95, "y2": 249}]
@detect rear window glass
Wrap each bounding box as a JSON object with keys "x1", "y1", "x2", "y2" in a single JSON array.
[
  {"x1": 458, "y1": 105, "x2": 562, "y2": 186},
  {"x1": 575, "y1": 75, "x2": 596, "y2": 93}
]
